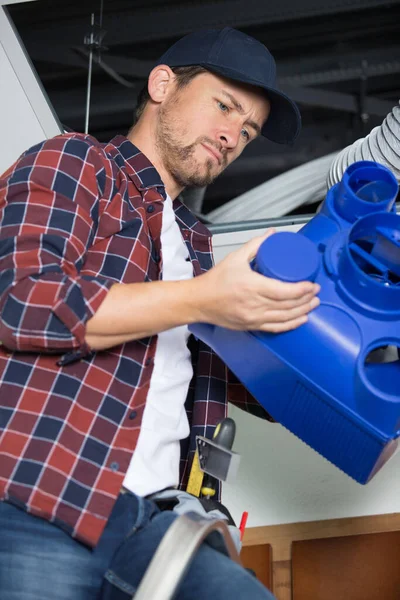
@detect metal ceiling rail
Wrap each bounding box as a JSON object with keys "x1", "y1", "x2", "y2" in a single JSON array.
[{"x1": 207, "y1": 203, "x2": 400, "y2": 234}]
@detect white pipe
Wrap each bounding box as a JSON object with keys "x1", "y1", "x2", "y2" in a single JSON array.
[{"x1": 208, "y1": 152, "x2": 338, "y2": 223}]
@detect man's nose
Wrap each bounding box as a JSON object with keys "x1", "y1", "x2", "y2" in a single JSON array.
[{"x1": 218, "y1": 124, "x2": 241, "y2": 149}]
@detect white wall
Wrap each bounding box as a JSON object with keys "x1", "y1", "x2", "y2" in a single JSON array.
[
  {"x1": 213, "y1": 226, "x2": 400, "y2": 528},
  {"x1": 0, "y1": 5, "x2": 61, "y2": 176},
  {"x1": 224, "y1": 405, "x2": 400, "y2": 528}
]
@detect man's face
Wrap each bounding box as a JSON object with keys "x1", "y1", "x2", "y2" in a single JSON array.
[{"x1": 155, "y1": 71, "x2": 271, "y2": 189}]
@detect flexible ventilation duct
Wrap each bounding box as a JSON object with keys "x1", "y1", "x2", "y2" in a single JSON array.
[{"x1": 327, "y1": 101, "x2": 400, "y2": 188}]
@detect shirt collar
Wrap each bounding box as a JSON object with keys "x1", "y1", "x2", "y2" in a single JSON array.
[
  {"x1": 105, "y1": 135, "x2": 166, "y2": 200},
  {"x1": 106, "y1": 135, "x2": 211, "y2": 238}
]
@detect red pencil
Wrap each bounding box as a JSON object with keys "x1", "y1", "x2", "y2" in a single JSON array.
[{"x1": 239, "y1": 511, "x2": 249, "y2": 541}]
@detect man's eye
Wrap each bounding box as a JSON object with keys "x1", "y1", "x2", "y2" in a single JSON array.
[
  {"x1": 241, "y1": 129, "x2": 250, "y2": 140},
  {"x1": 218, "y1": 101, "x2": 229, "y2": 112}
]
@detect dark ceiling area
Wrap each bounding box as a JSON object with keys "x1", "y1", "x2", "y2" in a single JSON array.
[{"x1": 7, "y1": 0, "x2": 400, "y2": 216}]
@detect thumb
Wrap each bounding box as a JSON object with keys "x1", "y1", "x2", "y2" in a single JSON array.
[{"x1": 240, "y1": 228, "x2": 276, "y2": 262}]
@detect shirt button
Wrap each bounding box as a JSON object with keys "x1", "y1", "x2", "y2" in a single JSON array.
[
  {"x1": 154, "y1": 254, "x2": 161, "y2": 263},
  {"x1": 145, "y1": 357, "x2": 153, "y2": 366},
  {"x1": 110, "y1": 462, "x2": 119, "y2": 472},
  {"x1": 129, "y1": 410, "x2": 137, "y2": 420},
  {"x1": 147, "y1": 205, "x2": 155, "y2": 213}
]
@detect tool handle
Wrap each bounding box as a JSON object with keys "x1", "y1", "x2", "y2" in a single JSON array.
[
  {"x1": 213, "y1": 417, "x2": 236, "y2": 449},
  {"x1": 201, "y1": 417, "x2": 236, "y2": 498}
]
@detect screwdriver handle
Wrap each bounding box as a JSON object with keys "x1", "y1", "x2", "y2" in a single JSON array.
[
  {"x1": 201, "y1": 417, "x2": 236, "y2": 498},
  {"x1": 213, "y1": 417, "x2": 236, "y2": 449}
]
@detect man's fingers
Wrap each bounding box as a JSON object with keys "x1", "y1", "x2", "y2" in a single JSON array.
[
  {"x1": 245, "y1": 297, "x2": 319, "y2": 331},
  {"x1": 237, "y1": 296, "x2": 319, "y2": 332},
  {"x1": 257, "y1": 276, "x2": 320, "y2": 301},
  {"x1": 263, "y1": 291, "x2": 317, "y2": 311},
  {"x1": 261, "y1": 297, "x2": 320, "y2": 324},
  {"x1": 259, "y1": 315, "x2": 309, "y2": 334}
]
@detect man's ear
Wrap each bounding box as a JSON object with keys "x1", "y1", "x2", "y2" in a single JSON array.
[{"x1": 147, "y1": 65, "x2": 175, "y2": 104}]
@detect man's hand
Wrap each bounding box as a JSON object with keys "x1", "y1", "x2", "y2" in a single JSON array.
[
  {"x1": 86, "y1": 230, "x2": 320, "y2": 350},
  {"x1": 192, "y1": 230, "x2": 320, "y2": 333}
]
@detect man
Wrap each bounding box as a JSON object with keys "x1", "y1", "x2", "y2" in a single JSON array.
[{"x1": 0, "y1": 27, "x2": 319, "y2": 599}]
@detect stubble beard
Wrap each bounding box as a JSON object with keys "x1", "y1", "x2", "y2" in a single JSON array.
[{"x1": 155, "y1": 98, "x2": 226, "y2": 189}]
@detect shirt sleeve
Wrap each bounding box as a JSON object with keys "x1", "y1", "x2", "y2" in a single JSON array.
[{"x1": 0, "y1": 134, "x2": 114, "y2": 354}]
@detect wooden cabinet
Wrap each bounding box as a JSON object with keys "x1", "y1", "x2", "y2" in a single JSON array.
[
  {"x1": 241, "y1": 543, "x2": 272, "y2": 590},
  {"x1": 241, "y1": 513, "x2": 400, "y2": 600}
]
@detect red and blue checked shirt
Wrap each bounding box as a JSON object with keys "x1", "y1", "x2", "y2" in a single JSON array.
[{"x1": 0, "y1": 133, "x2": 269, "y2": 547}]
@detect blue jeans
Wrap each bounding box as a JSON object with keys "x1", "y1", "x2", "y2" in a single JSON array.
[{"x1": 0, "y1": 493, "x2": 275, "y2": 600}]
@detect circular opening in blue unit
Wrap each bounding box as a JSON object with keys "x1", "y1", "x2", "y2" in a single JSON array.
[
  {"x1": 347, "y1": 166, "x2": 398, "y2": 205},
  {"x1": 349, "y1": 238, "x2": 400, "y2": 287},
  {"x1": 348, "y1": 213, "x2": 400, "y2": 288},
  {"x1": 363, "y1": 343, "x2": 400, "y2": 398}
]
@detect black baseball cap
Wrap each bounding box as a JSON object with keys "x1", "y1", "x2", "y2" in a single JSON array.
[{"x1": 155, "y1": 27, "x2": 301, "y2": 145}]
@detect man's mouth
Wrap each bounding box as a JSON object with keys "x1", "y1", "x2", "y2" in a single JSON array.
[{"x1": 201, "y1": 144, "x2": 223, "y2": 165}]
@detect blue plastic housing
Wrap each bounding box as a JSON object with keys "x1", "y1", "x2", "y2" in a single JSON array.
[{"x1": 190, "y1": 161, "x2": 400, "y2": 483}]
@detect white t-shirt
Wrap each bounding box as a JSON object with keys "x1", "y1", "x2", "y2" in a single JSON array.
[{"x1": 123, "y1": 194, "x2": 194, "y2": 496}]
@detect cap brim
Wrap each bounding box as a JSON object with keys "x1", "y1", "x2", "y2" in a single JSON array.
[
  {"x1": 197, "y1": 64, "x2": 302, "y2": 145},
  {"x1": 260, "y1": 87, "x2": 302, "y2": 145}
]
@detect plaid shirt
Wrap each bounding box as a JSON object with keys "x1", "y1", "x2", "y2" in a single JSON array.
[{"x1": 0, "y1": 133, "x2": 268, "y2": 547}]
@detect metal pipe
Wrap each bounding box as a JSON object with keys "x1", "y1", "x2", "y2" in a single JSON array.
[{"x1": 84, "y1": 13, "x2": 95, "y2": 134}]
